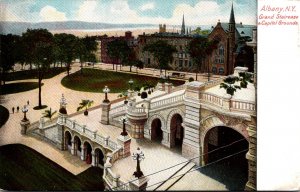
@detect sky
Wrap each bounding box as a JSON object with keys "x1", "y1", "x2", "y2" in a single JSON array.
[{"x1": 0, "y1": 0, "x2": 256, "y2": 25}]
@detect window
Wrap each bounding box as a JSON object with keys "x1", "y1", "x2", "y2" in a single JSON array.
[
  {"x1": 219, "y1": 45, "x2": 224, "y2": 56},
  {"x1": 219, "y1": 68, "x2": 224, "y2": 74},
  {"x1": 212, "y1": 67, "x2": 217, "y2": 74},
  {"x1": 179, "y1": 60, "x2": 183, "y2": 68}
]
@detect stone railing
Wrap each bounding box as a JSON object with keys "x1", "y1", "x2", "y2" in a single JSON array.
[
  {"x1": 150, "y1": 94, "x2": 184, "y2": 109},
  {"x1": 200, "y1": 92, "x2": 256, "y2": 114},
  {"x1": 127, "y1": 105, "x2": 146, "y2": 113},
  {"x1": 64, "y1": 118, "x2": 119, "y2": 151},
  {"x1": 110, "y1": 103, "x2": 127, "y2": 116},
  {"x1": 202, "y1": 76, "x2": 227, "y2": 90},
  {"x1": 230, "y1": 99, "x2": 256, "y2": 112}
]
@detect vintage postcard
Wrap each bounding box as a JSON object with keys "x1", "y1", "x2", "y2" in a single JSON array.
[{"x1": 0, "y1": 0, "x2": 298, "y2": 191}]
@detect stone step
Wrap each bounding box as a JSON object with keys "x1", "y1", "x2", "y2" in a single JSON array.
[{"x1": 154, "y1": 161, "x2": 195, "y2": 191}]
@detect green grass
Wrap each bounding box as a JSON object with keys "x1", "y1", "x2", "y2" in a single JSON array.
[
  {"x1": 1, "y1": 82, "x2": 43, "y2": 95},
  {"x1": 0, "y1": 105, "x2": 9, "y2": 128},
  {"x1": 6, "y1": 67, "x2": 66, "y2": 81},
  {"x1": 61, "y1": 68, "x2": 185, "y2": 93},
  {"x1": 0, "y1": 144, "x2": 105, "y2": 191}
]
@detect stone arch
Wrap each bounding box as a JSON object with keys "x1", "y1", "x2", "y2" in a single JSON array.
[
  {"x1": 200, "y1": 115, "x2": 249, "y2": 148},
  {"x1": 146, "y1": 114, "x2": 166, "y2": 131},
  {"x1": 64, "y1": 130, "x2": 72, "y2": 151},
  {"x1": 82, "y1": 140, "x2": 93, "y2": 164},
  {"x1": 94, "y1": 147, "x2": 106, "y2": 167},
  {"x1": 73, "y1": 134, "x2": 82, "y2": 156},
  {"x1": 166, "y1": 108, "x2": 185, "y2": 132}
]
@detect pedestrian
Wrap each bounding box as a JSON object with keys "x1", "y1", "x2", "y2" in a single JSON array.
[
  {"x1": 27, "y1": 100, "x2": 29, "y2": 105},
  {"x1": 17, "y1": 106, "x2": 19, "y2": 113},
  {"x1": 12, "y1": 107, "x2": 15, "y2": 114}
]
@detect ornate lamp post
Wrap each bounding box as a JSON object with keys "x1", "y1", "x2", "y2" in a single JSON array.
[
  {"x1": 132, "y1": 147, "x2": 145, "y2": 178},
  {"x1": 21, "y1": 105, "x2": 29, "y2": 122},
  {"x1": 120, "y1": 115, "x2": 128, "y2": 136},
  {"x1": 103, "y1": 86, "x2": 110, "y2": 103}
]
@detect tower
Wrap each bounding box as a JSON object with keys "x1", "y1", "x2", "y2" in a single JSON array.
[
  {"x1": 181, "y1": 14, "x2": 185, "y2": 35},
  {"x1": 228, "y1": 2, "x2": 236, "y2": 75}
]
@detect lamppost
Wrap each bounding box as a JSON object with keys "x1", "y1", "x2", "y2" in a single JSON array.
[
  {"x1": 120, "y1": 115, "x2": 128, "y2": 136},
  {"x1": 128, "y1": 79, "x2": 133, "y2": 90},
  {"x1": 132, "y1": 147, "x2": 145, "y2": 178},
  {"x1": 103, "y1": 86, "x2": 110, "y2": 103},
  {"x1": 21, "y1": 105, "x2": 29, "y2": 122}
]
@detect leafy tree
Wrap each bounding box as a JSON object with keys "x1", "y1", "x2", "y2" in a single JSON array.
[
  {"x1": 220, "y1": 75, "x2": 241, "y2": 96},
  {"x1": 238, "y1": 72, "x2": 253, "y2": 88},
  {"x1": 143, "y1": 40, "x2": 177, "y2": 77},
  {"x1": 0, "y1": 34, "x2": 19, "y2": 85},
  {"x1": 107, "y1": 39, "x2": 131, "y2": 72},
  {"x1": 76, "y1": 36, "x2": 97, "y2": 74},
  {"x1": 187, "y1": 37, "x2": 218, "y2": 81},
  {"x1": 77, "y1": 99, "x2": 94, "y2": 115},
  {"x1": 134, "y1": 60, "x2": 144, "y2": 74},
  {"x1": 53, "y1": 33, "x2": 78, "y2": 76},
  {"x1": 42, "y1": 108, "x2": 57, "y2": 120},
  {"x1": 22, "y1": 29, "x2": 54, "y2": 109}
]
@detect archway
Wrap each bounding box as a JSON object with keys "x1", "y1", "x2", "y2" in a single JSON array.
[
  {"x1": 74, "y1": 136, "x2": 82, "y2": 157},
  {"x1": 202, "y1": 126, "x2": 249, "y2": 190},
  {"x1": 83, "y1": 141, "x2": 92, "y2": 164},
  {"x1": 95, "y1": 148, "x2": 105, "y2": 167},
  {"x1": 151, "y1": 118, "x2": 163, "y2": 143},
  {"x1": 64, "y1": 131, "x2": 72, "y2": 152},
  {"x1": 170, "y1": 114, "x2": 184, "y2": 149}
]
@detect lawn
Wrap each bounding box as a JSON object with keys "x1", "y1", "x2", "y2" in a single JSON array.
[
  {"x1": 0, "y1": 105, "x2": 9, "y2": 128},
  {"x1": 1, "y1": 82, "x2": 43, "y2": 95},
  {"x1": 5, "y1": 67, "x2": 66, "y2": 81},
  {"x1": 0, "y1": 144, "x2": 105, "y2": 191},
  {"x1": 61, "y1": 68, "x2": 185, "y2": 93}
]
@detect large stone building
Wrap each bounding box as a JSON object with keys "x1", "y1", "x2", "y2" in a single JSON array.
[{"x1": 208, "y1": 4, "x2": 256, "y2": 75}]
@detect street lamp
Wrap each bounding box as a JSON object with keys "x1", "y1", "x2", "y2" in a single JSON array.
[
  {"x1": 132, "y1": 147, "x2": 145, "y2": 178},
  {"x1": 128, "y1": 79, "x2": 134, "y2": 90},
  {"x1": 120, "y1": 115, "x2": 128, "y2": 136},
  {"x1": 102, "y1": 86, "x2": 110, "y2": 103},
  {"x1": 21, "y1": 105, "x2": 29, "y2": 122}
]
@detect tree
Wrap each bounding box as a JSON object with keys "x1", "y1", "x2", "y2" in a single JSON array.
[
  {"x1": 53, "y1": 33, "x2": 78, "y2": 76},
  {"x1": 76, "y1": 36, "x2": 97, "y2": 74},
  {"x1": 107, "y1": 39, "x2": 131, "y2": 72},
  {"x1": 143, "y1": 40, "x2": 177, "y2": 77},
  {"x1": 0, "y1": 34, "x2": 19, "y2": 85},
  {"x1": 220, "y1": 75, "x2": 241, "y2": 96},
  {"x1": 77, "y1": 99, "x2": 94, "y2": 115},
  {"x1": 42, "y1": 108, "x2": 57, "y2": 120},
  {"x1": 134, "y1": 60, "x2": 144, "y2": 74},
  {"x1": 187, "y1": 37, "x2": 218, "y2": 81},
  {"x1": 22, "y1": 29, "x2": 54, "y2": 109}
]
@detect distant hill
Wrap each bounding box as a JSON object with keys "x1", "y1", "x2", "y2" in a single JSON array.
[{"x1": 0, "y1": 21, "x2": 158, "y2": 35}]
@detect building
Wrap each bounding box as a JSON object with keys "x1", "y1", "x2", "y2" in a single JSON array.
[
  {"x1": 137, "y1": 15, "x2": 197, "y2": 72},
  {"x1": 98, "y1": 31, "x2": 135, "y2": 65},
  {"x1": 208, "y1": 4, "x2": 256, "y2": 75}
]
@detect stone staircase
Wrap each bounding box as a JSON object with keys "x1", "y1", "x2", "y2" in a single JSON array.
[{"x1": 154, "y1": 161, "x2": 195, "y2": 191}]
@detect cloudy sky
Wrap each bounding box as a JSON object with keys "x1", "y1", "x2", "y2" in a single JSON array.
[{"x1": 0, "y1": 0, "x2": 257, "y2": 25}]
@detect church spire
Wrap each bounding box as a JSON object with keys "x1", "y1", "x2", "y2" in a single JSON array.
[
  {"x1": 181, "y1": 14, "x2": 185, "y2": 35},
  {"x1": 229, "y1": 2, "x2": 235, "y2": 24}
]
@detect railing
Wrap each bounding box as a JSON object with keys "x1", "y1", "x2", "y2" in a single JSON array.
[
  {"x1": 202, "y1": 76, "x2": 227, "y2": 90},
  {"x1": 231, "y1": 99, "x2": 256, "y2": 112},
  {"x1": 110, "y1": 104, "x2": 127, "y2": 116},
  {"x1": 170, "y1": 84, "x2": 186, "y2": 93},
  {"x1": 151, "y1": 94, "x2": 184, "y2": 109},
  {"x1": 200, "y1": 92, "x2": 256, "y2": 113},
  {"x1": 64, "y1": 118, "x2": 119, "y2": 151},
  {"x1": 127, "y1": 106, "x2": 146, "y2": 113},
  {"x1": 200, "y1": 93, "x2": 223, "y2": 108}
]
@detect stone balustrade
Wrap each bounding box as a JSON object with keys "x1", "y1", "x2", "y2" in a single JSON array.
[
  {"x1": 109, "y1": 104, "x2": 127, "y2": 116},
  {"x1": 151, "y1": 94, "x2": 184, "y2": 109},
  {"x1": 200, "y1": 92, "x2": 256, "y2": 113},
  {"x1": 64, "y1": 118, "x2": 119, "y2": 151}
]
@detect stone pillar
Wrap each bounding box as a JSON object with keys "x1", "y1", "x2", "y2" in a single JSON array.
[
  {"x1": 245, "y1": 118, "x2": 257, "y2": 191},
  {"x1": 117, "y1": 135, "x2": 132, "y2": 158},
  {"x1": 101, "y1": 102, "x2": 111, "y2": 125},
  {"x1": 222, "y1": 94, "x2": 231, "y2": 111},
  {"x1": 20, "y1": 119, "x2": 30, "y2": 135},
  {"x1": 81, "y1": 145, "x2": 86, "y2": 161},
  {"x1": 165, "y1": 82, "x2": 173, "y2": 93},
  {"x1": 182, "y1": 81, "x2": 203, "y2": 165},
  {"x1": 129, "y1": 176, "x2": 149, "y2": 191},
  {"x1": 161, "y1": 131, "x2": 171, "y2": 148},
  {"x1": 91, "y1": 151, "x2": 96, "y2": 166},
  {"x1": 129, "y1": 120, "x2": 147, "y2": 139},
  {"x1": 71, "y1": 140, "x2": 75, "y2": 155},
  {"x1": 156, "y1": 82, "x2": 165, "y2": 91}
]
